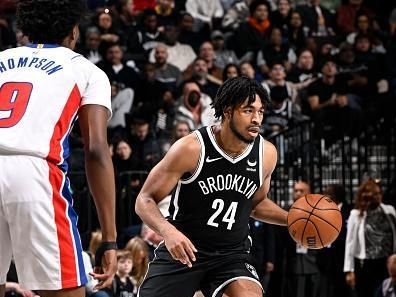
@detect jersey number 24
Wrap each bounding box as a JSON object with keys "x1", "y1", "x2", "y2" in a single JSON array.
[
  {"x1": 0, "y1": 82, "x2": 33, "y2": 128},
  {"x1": 207, "y1": 199, "x2": 238, "y2": 230}
]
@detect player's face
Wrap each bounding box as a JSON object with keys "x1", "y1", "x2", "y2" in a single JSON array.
[{"x1": 229, "y1": 95, "x2": 264, "y2": 144}]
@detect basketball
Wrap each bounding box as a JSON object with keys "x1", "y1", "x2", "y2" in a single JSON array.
[{"x1": 287, "y1": 194, "x2": 342, "y2": 249}]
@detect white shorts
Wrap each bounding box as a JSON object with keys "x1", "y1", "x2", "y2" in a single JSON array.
[{"x1": 0, "y1": 155, "x2": 87, "y2": 290}]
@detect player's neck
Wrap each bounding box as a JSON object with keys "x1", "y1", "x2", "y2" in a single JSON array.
[{"x1": 213, "y1": 125, "x2": 250, "y2": 158}]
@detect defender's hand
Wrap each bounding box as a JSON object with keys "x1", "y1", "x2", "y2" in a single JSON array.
[
  {"x1": 163, "y1": 226, "x2": 197, "y2": 268},
  {"x1": 90, "y1": 249, "x2": 117, "y2": 290}
]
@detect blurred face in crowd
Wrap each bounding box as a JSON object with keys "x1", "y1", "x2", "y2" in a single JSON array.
[
  {"x1": 117, "y1": 257, "x2": 133, "y2": 275},
  {"x1": 106, "y1": 45, "x2": 123, "y2": 65},
  {"x1": 116, "y1": 141, "x2": 132, "y2": 160},
  {"x1": 253, "y1": 4, "x2": 269, "y2": 23},
  {"x1": 174, "y1": 122, "x2": 191, "y2": 139},
  {"x1": 199, "y1": 42, "x2": 215, "y2": 63},
  {"x1": 98, "y1": 12, "x2": 112, "y2": 30},
  {"x1": 321, "y1": 61, "x2": 337, "y2": 77},
  {"x1": 225, "y1": 65, "x2": 239, "y2": 79},
  {"x1": 85, "y1": 31, "x2": 101, "y2": 50},
  {"x1": 357, "y1": 14, "x2": 370, "y2": 31},
  {"x1": 293, "y1": 181, "x2": 311, "y2": 201},
  {"x1": 121, "y1": 0, "x2": 134, "y2": 16},
  {"x1": 350, "y1": 0, "x2": 362, "y2": 6},
  {"x1": 278, "y1": 0, "x2": 291, "y2": 17},
  {"x1": 240, "y1": 62, "x2": 255, "y2": 79},
  {"x1": 270, "y1": 28, "x2": 282, "y2": 46},
  {"x1": 134, "y1": 123, "x2": 149, "y2": 141},
  {"x1": 193, "y1": 59, "x2": 209, "y2": 77},
  {"x1": 290, "y1": 11, "x2": 302, "y2": 28},
  {"x1": 164, "y1": 25, "x2": 179, "y2": 45},
  {"x1": 355, "y1": 37, "x2": 371, "y2": 52},
  {"x1": 144, "y1": 63, "x2": 156, "y2": 81},
  {"x1": 111, "y1": 84, "x2": 119, "y2": 98},
  {"x1": 298, "y1": 50, "x2": 314, "y2": 70},
  {"x1": 144, "y1": 14, "x2": 158, "y2": 32},
  {"x1": 180, "y1": 14, "x2": 194, "y2": 31},
  {"x1": 339, "y1": 46, "x2": 355, "y2": 64},
  {"x1": 269, "y1": 64, "x2": 286, "y2": 82},
  {"x1": 211, "y1": 36, "x2": 224, "y2": 50},
  {"x1": 183, "y1": 82, "x2": 201, "y2": 104},
  {"x1": 154, "y1": 44, "x2": 168, "y2": 65}
]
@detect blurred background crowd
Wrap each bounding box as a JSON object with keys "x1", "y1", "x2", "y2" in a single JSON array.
[{"x1": 1, "y1": 0, "x2": 396, "y2": 296}]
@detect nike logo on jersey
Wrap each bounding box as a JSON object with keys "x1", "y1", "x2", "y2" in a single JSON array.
[
  {"x1": 247, "y1": 159, "x2": 257, "y2": 167},
  {"x1": 206, "y1": 156, "x2": 222, "y2": 163}
]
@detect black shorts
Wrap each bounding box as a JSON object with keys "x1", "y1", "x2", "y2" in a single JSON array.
[{"x1": 138, "y1": 243, "x2": 263, "y2": 297}]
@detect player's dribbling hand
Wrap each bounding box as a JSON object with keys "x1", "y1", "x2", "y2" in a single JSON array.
[
  {"x1": 163, "y1": 226, "x2": 197, "y2": 268},
  {"x1": 90, "y1": 249, "x2": 118, "y2": 290}
]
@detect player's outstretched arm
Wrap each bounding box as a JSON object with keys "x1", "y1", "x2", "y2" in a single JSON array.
[
  {"x1": 135, "y1": 134, "x2": 200, "y2": 267},
  {"x1": 79, "y1": 105, "x2": 117, "y2": 288},
  {"x1": 251, "y1": 140, "x2": 288, "y2": 226}
]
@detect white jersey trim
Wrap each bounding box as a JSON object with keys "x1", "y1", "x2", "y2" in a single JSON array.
[
  {"x1": 172, "y1": 181, "x2": 182, "y2": 220},
  {"x1": 206, "y1": 126, "x2": 254, "y2": 164},
  {"x1": 180, "y1": 130, "x2": 205, "y2": 184},
  {"x1": 211, "y1": 276, "x2": 263, "y2": 297}
]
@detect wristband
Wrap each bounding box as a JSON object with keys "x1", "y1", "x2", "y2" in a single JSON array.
[{"x1": 95, "y1": 241, "x2": 118, "y2": 267}]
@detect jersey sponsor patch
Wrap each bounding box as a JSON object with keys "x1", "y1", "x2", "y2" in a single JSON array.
[{"x1": 245, "y1": 263, "x2": 259, "y2": 279}]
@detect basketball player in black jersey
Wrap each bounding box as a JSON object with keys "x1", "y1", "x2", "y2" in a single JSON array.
[{"x1": 135, "y1": 76, "x2": 289, "y2": 297}]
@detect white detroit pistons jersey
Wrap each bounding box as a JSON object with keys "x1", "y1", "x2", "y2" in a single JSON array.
[{"x1": 0, "y1": 44, "x2": 111, "y2": 168}]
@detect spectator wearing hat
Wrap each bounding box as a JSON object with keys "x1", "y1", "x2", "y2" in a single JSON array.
[{"x1": 211, "y1": 30, "x2": 239, "y2": 69}]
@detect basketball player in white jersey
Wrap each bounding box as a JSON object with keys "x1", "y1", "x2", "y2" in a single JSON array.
[
  {"x1": 0, "y1": 1, "x2": 117, "y2": 296},
  {"x1": 135, "y1": 77, "x2": 289, "y2": 297}
]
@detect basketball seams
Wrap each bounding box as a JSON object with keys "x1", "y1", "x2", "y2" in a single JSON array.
[
  {"x1": 307, "y1": 221, "x2": 325, "y2": 248},
  {"x1": 289, "y1": 206, "x2": 341, "y2": 233},
  {"x1": 300, "y1": 195, "x2": 326, "y2": 244}
]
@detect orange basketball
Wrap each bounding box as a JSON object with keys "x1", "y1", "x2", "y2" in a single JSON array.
[{"x1": 287, "y1": 194, "x2": 342, "y2": 249}]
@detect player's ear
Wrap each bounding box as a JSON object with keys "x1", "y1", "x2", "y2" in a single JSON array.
[
  {"x1": 224, "y1": 107, "x2": 232, "y2": 118},
  {"x1": 72, "y1": 25, "x2": 80, "y2": 42}
]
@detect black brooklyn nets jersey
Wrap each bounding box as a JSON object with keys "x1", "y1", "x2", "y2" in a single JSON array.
[{"x1": 168, "y1": 126, "x2": 264, "y2": 252}]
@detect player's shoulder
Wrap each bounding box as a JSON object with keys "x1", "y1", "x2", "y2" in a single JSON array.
[
  {"x1": 170, "y1": 132, "x2": 201, "y2": 155},
  {"x1": 261, "y1": 137, "x2": 277, "y2": 157}
]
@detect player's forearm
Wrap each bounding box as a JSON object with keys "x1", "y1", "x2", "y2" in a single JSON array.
[
  {"x1": 251, "y1": 198, "x2": 288, "y2": 226},
  {"x1": 85, "y1": 146, "x2": 117, "y2": 241},
  {"x1": 135, "y1": 193, "x2": 176, "y2": 236}
]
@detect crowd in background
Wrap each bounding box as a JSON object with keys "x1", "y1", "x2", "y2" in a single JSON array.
[{"x1": 1, "y1": 0, "x2": 396, "y2": 296}]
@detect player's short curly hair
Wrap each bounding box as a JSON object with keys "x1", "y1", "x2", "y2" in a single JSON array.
[
  {"x1": 16, "y1": 0, "x2": 86, "y2": 44},
  {"x1": 212, "y1": 76, "x2": 270, "y2": 120}
]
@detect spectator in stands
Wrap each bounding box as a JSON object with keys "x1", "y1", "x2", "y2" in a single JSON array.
[
  {"x1": 189, "y1": 58, "x2": 221, "y2": 99},
  {"x1": 95, "y1": 10, "x2": 123, "y2": 57},
  {"x1": 307, "y1": 59, "x2": 361, "y2": 140},
  {"x1": 288, "y1": 49, "x2": 318, "y2": 86},
  {"x1": 153, "y1": 90, "x2": 177, "y2": 147},
  {"x1": 125, "y1": 237, "x2": 150, "y2": 288},
  {"x1": 211, "y1": 30, "x2": 239, "y2": 70},
  {"x1": 155, "y1": 0, "x2": 178, "y2": 28},
  {"x1": 112, "y1": 0, "x2": 137, "y2": 32},
  {"x1": 15, "y1": 29, "x2": 29, "y2": 47},
  {"x1": 296, "y1": 0, "x2": 335, "y2": 37},
  {"x1": 221, "y1": 0, "x2": 252, "y2": 31},
  {"x1": 286, "y1": 10, "x2": 309, "y2": 52},
  {"x1": 271, "y1": 0, "x2": 292, "y2": 33},
  {"x1": 113, "y1": 139, "x2": 141, "y2": 186},
  {"x1": 222, "y1": 63, "x2": 241, "y2": 81},
  {"x1": 177, "y1": 12, "x2": 206, "y2": 53},
  {"x1": 231, "y1": 0, "x2": 272, "y2": 61},
  {"x1": 240, "y1": 61, "x2": 263, "y2": 82},
  {"x1": 375, "y1": 254, "x2": 396, "y2": 297},
  {"x1": 150, "y1": 23, "x2": 197, "y2": 72},
  {"x1": 198, "y1": 41, "x2": 223, "y2": 81},
  {"x1": 132, "y1": 0, "x2": 156, "y2": 15},
  {"x1": 160, "y1": 120, "x2": 191, "y2": 153},
  {"x1": 175, "y1": 81, "x2": 217, "y2": 131},
  {"x1": 344, "y1": 178, "x2": 396, "y2": 297},
  {"x1": 336, "y1": 0, "x2": 376, "y2": 36},
  {"x1": 108, "y1": 82, "x2": 134, "y2": 136},
  {"x1": 78, "y1": 26, "x2": 103, "y2": 64},
  {"x1": 129, "y1": 118, "x2": 162, "y2": 170},
  {"x1": 257, "y1": 26, "x2": 297, "y2": 75},
  {"x1": 113, "y1": 250, "x2": 136, "y2": 297},
  {"x1": 318, "y1": 184, "x2": 352, "y2": 297},
  {"x1": 97, "y1": 43, "x2": 140, "y2": 90},
  {"x1": 185, "y1": 0, "x2": 224, "y2": 32},
  {"x1": 285, "y1": 180, "x2": 321, "y2": 297},
  {"x1": 88, "y1": 230, "x2": 103, "y2": 266},
  {"x1": 133, "y1": 62, "x2": 169, "y2": 121},
  {"x1": 153, "y1": 43, "x2": 182, "y2": 91},
  {"x1": 126, "y1": 9, "x2": 165, "y2": 66},
  {"x1": 0, "y1": 16, "x2": 15, "y2": 50}
]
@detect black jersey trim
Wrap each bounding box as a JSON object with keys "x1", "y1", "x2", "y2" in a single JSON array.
[
  {"x1": 180, "y1": 130, "x2": 205, "y2": 184},
  {"x1": 206, "y1": 126, "x2": 254, "y2": 164}
]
